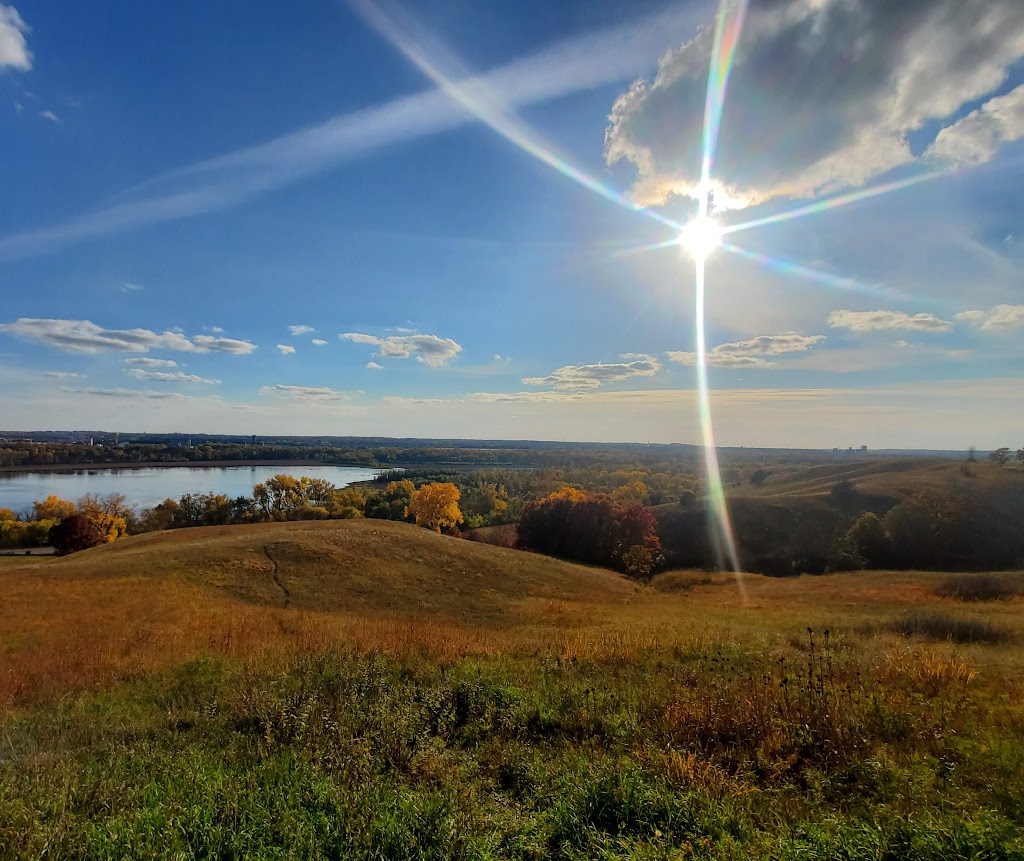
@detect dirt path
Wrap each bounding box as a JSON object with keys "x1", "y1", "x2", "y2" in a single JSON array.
[{"x1": 261, "y1": 544, "x2": 291, "y2": 608}]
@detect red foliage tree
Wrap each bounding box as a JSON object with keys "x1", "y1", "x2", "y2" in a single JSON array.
[{"x1": 50, "y1": 514, "x2": 104, "y2": 556}]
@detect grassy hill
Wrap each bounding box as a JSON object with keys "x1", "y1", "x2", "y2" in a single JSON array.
[
  {"x1": 26, "y1": 519, "x2": 634, "y2": 621},
  {"x1": 3, "y1": 520, "x2": 1024, "y2": 859}
]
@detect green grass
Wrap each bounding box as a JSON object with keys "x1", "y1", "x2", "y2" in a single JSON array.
[{"x1": 2, "y1": 637, "x2": 1023, "y2": 860}]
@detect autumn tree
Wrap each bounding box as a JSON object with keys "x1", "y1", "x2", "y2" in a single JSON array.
[
  {"x1": 406, "y1": 482, "x2": 463, "y2": 532},
  {"x1": 51, "y1": 514, "x2": 105, "y2": 555},
  {"x1": 365, "y1": 480, "x2": 416, "y2": 521},
  {"x1": 32, "y1": 495, "x2": 76, "y2": 522},
  {"x1": 77, "y1": 493, "x2": 130, "y2": 542}
]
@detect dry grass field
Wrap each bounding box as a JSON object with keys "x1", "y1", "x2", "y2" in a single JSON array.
[{"x1": 1, "y1": 520, "x2": 1023, "y2": 858}]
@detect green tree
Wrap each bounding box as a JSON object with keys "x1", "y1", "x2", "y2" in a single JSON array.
[
  {"x1": 989, "y1": 447, "x2": 1011, "y2": 468},
  {"x1": 846, "y1": 512, "x2": 890, "y2": 568}
]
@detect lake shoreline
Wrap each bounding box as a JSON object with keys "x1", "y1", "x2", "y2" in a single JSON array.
[{"x1": 0, "y1": 459, "x2": 378, "y2": 475}]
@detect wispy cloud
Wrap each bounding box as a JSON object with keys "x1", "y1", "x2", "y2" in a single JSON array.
[
  {"x1": 289, "y1": 324, "x2": 316, "y2": 336},
  {"x1": 276, "y1": 344, "x2": 296, "y2": 355},
  {"x1": 127, "y1": 368, "x2": 220, "y2": 384},
  {"x1": 0, "y1": 317, "x2": 258, "y2": 354},
  {"x1": 668, "y1": 334, "x2": 826, "y2": 368},
  {"x1": 259, "y1": 384, "x2": 362, "y2": 404},
  {"x1": 123, "y1": 357, "x2": 177, "y2": 368},
  {"x1": 38, "y1": 109, "x2": 59, "y2": 123},
  {"x1": 0, "y1": 4, "x2": 703, "y2": 261},
  {"x1": 41, "y1": 370, "x2": 84, "y2": 379},
  {"x1": 340, "y1": 331, "x2": 462, "y2": 366},
  {"x1": 955, "y1": 304, "x2": 1024, "y2": 330},
  {"x1": 827, "y1": 309, "x2": 953, "y2": 333},
  {"x1": 523, "y1": 355, "x2": 661, "y2": 389},
  {"x1": 311, "y1": 338, "x2": 328, "y2": 346},
  {"x1": 121, "y1": 282, "x2": 144, "y2": 292}
]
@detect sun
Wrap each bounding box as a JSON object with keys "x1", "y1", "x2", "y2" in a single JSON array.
[{"x1": 678, "y1": 216, "x2": 723, "y2": 262}]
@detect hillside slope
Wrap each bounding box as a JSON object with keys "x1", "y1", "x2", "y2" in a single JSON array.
[{"x1": 6, "y1": 519, "x2": 635, "y2": 623}]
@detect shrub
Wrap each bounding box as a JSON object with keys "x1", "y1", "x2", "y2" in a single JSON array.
[
  {"x1": 933, "y1": 573, "x2": 1019, "y2": 602},
  {"x1": 887, "y1": 613, "x2": 1010, "y2": 644}
]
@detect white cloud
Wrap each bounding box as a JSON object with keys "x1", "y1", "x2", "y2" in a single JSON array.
[
  {"x1": 190, "y1": 334, "x2": 258, "y2": 354},
  {"x1": 123, "y1": 357, "x2": 177, "y2": 368},
  {"x1": 311, "y1": 338, "x2": 328, "y2": 346},
  {"x1": 259, "y1": 384, "x2": 362, "y2": 404},
  {"x1": 204, "y1": 325, "x2": 225, "y2": 333},
  {"x1": 0, "y1": 4, "x2": 31, "y2": 72},
  {"x1": 289, "y1": 325, "x2": 316, "y2": 336},
  {"x1": 57, "y1": 386, "x2": 194, "y2": 401},
  {"x1": 38, "y1": 109, "x2": 59, "y2": 123},
  {"x1": 605, "y1": 0, "x2": 1024, "y2": 207},
  {"x1": 667, "y1": 333, "x2": 825, "y2": 368},
  {"x1": 0, "y1": 317, "x2": 258, "y2": 354},
  {"x1": 276, "y1": 344, "x2": 296, "y2": 355},
  {"x1": 928, "y1": 85, "x2": 1024, "y2": 165},
  {"x1": 128, "y1": 368, "x2": 220, "y2": 385},
  {"x1": 42, "y1": 371, "x2": 84, "y2": 379},
  {"x1": 121, "y1": 282, "x2": 144, "y2": 292},
  {"x1": 955, "y1": 304, "x2": 1024, "y2": 330},
  {"x1": 827, "y1": 310, "x2": 953, "y2": 333},
  {"x1": 523, "y1": 355, "x2": 662, "y2": 389},
  {"x1": 340, "y1": 331, "x2": 463, "y2": 367},
  {"x1": 366, "y1": 361, "x2": 383, "y2": 370}
]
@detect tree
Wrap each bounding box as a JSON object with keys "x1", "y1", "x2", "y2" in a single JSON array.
[
  {"x1": 51, "y1": 514, "x2": 104, "y2": 556},
  {"x1": 846, "y1": 512, "x2": 890, "y2": 568},
  {"x1": 749, "y1": 469, "x2": 770, "y2": 487},
  {"x1": 989, "y1": 447, "x2": 1011, "y2": 468},
  {"x1": 32, "y1": 495, "x2": 76, "y2": 522},
  {"x1": 77, "y1": 493, "x2": 132, "y2": 541},
  {"x1": 406, "y1": 482, "x2": 463, "y2": 532},
  {"x1": 1017, "y1": 448, "x2": 1024, "y2": 464},
  {"x1": 967, "y1": 446, "x2": 977, "y2": 463},
  {"x1": 366, "y1": 480, "x2": 415, "y2": 521}
]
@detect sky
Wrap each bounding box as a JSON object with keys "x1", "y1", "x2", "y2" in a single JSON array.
[{"x1": 1, "y1": 0, "x2": 1022, "y2": 448}]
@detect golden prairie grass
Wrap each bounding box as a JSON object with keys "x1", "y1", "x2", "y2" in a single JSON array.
[{"x1": 1, "y1": 519, "x2": 1022, "y2": 714}]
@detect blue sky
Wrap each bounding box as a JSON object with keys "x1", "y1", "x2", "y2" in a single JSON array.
[{"x1": 1, "y1": 0, "x2": 1022, "y2": 447}]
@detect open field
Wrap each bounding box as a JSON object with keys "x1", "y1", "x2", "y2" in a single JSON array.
[{"x1": 2, "y1": 521, "x2": 1023, "y2": 858}]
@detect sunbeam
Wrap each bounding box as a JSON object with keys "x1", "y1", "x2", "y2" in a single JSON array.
[
  {"x1": 691, "y1": 0, "x2": 747, "y2": 579},
  {"x1": 721, "y1": 242, "x2": 911, "y2": 302},
  {"x1": 347, "y1": 0, "x2": 683, "y2": 233},
  {"x1": 722, "y1": 172, "x2": 940, "y2": 236}
]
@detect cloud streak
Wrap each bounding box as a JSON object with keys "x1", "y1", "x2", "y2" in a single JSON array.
[
  {"x1": 827, "y1": 310, "x2": 953, "y2": 333},
  {"x1": 0, "y1": 4, "x2": 705, "y2": 261},
  {"x1": 0, "y1": 318, "x2": 258, "y2": 354},
  {"x1": 523, "y1": 355, "x2": 662, "y2": 389},
  {"x1": 340, "y1": 331, "x2": 462, "y2": 366}
]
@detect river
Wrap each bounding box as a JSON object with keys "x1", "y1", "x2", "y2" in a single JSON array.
[{"x1": 0, "y1": 465, "x2": 384, "y2": 514}]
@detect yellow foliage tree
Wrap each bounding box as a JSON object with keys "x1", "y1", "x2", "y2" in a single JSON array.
[
  {"x1": 32, "y1": 495, "x2": 77, "y2": 522},
  {"x1": 406, "y1": 482, "x2": 463, "y2": 533}
]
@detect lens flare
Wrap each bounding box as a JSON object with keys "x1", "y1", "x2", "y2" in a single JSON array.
[
  {"x1": 348, "y1": 0, "x2": 682, "y2": 233},
  {"x1": 679, "y1": 216, "x2": 723, "y2": 262}
]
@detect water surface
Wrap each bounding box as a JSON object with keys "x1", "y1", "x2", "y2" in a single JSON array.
[{"x1": 0, "y1": 465, "x2": 382, "y2": 513}]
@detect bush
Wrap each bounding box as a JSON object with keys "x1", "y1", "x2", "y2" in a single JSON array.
[
  {"x1": 888, "y1": 613, "x2": 1011, "y2": 644},
  {"x1": 933, "y1": 573, "x2": 1020, "y2": 602}
]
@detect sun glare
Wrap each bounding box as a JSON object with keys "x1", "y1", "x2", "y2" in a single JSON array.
[{"x1": 678, "y1": 216, "x2": 723, "y2": 261}]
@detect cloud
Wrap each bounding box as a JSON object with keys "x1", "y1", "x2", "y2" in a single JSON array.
[
  {"x1": 42, "y1": 371, "x2": 84, "y2": 379},
  {"x1": 667, "y1": 333, "x2": 826, "y2": 368},
  {"x1": 276, "y1": 344, "x2": 296, "y2": 355},
  {"x1": 0, "y1": 4, "x2": 31, "y2": 71},
  {"x1": 523, "y1": 355, "x2": 662, "y2": 389},
  {"x1": 121, "y1": 282, "x2": 144, "y2": 292},
  {"x1": 955, "y1": 304, "x2": 1024, "y2": 330},
  {"x1": 123, "y1": 357, "x2": 177, "y2": 368},
  {"x1": 127, "y1": 368, "x2": 220, "y2": 384},
  {"x1": 0, "y1": 317, "x2": 258, "y2": 354},
  {"x1": 605, "y1": 0, "x2": 1024, "y2": 207},
  {"x1": 311, "y1": 338, "x2": 328, "y2": 346},
  {"x1": 927, "y1": 85, "x2": 1024, "y2": 165},
  {"x1": 827, "y1": 310, "x2": 953, "y2": 333},
  {"x1": 289, "y1": 325, "x2": 316, "y2": 336},
  {"x1": 366, "y1": 361, "x2": 383, "y2": 370},
  {"x1": 204, "y1": 325, "x2": 225, "y2": 333},
  {"x1": 38, "y1": 109, "x2": 59, "y2": 123},
  {"x1": 57, "y1": 386, "x2": 194, "y2": 401},
  {"x1": 259, "y1": 384, "x2": 362, "y2": 404},
  {"x1": 190, "y1": 334, "x2": 258, "y2": 354},
  {"x1": 340, "y1": 332, "x2": 463, "y2": 367},
  {"x1": 0, "y1": 4, "x2": 707, "y2": 261}
]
